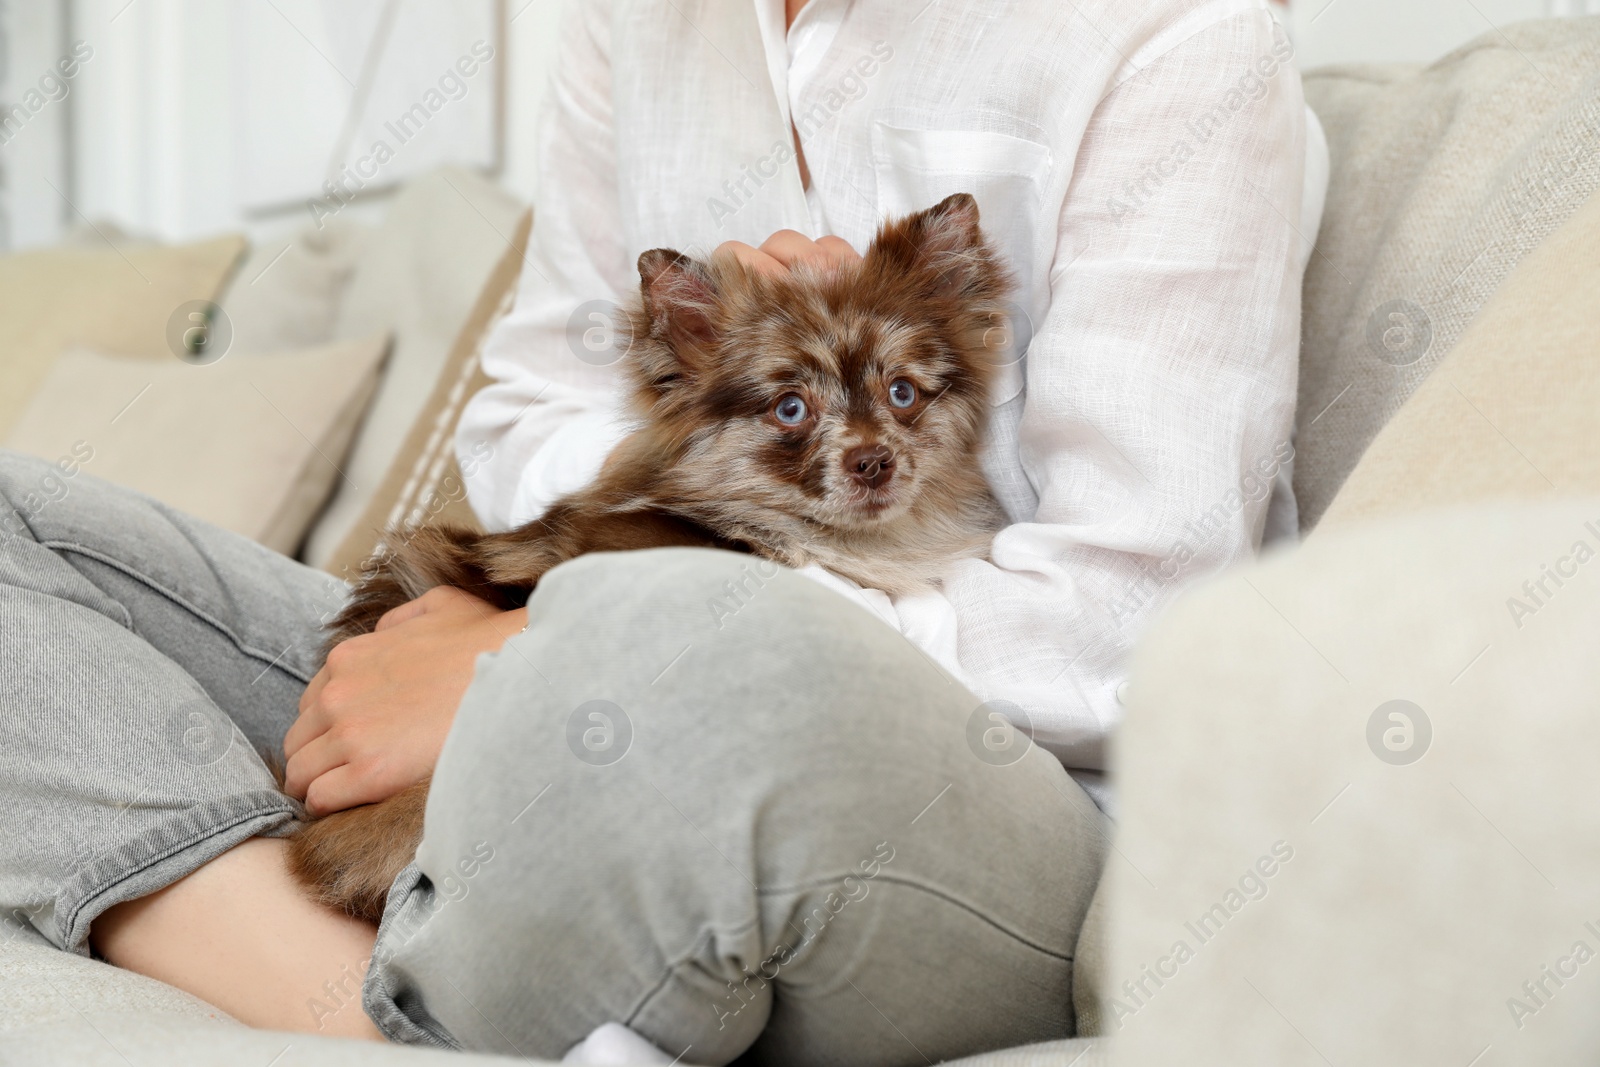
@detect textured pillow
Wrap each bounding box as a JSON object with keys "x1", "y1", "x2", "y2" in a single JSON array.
[
  {"x1": 1294, "y1": 19, "x2": 1600, "y2": 531},
  {"x1": 1316, "y1": 188, "x2": 1600, "y2": 531},
  {"x1": 218, "y1": 215, "x2": 371, "y2": 355},
  {"x1": 5, "y1": 336, "x2": 390, "y2": 555},
  {"x1": 301, "y1": 167, "x2": 527, "y2": 567},
  {"x1": 1112, "y1": 498, "x2": 1600, "y2": 1064},
  {"x1": 0, "y1": 234, "x2": 246, "y2": 436},
  {"x1": 320, "y1": 209, "x2": 534, "y2": 579}
]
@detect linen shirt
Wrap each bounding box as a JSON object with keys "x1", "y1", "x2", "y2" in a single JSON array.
[{"x1": 457, "y1": 0, "x2": 1327, "y2": 772}]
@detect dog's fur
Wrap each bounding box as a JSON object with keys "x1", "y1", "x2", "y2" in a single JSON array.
[{"x1": 286, "y1": 193, "x2": 1012, "y2": 920}]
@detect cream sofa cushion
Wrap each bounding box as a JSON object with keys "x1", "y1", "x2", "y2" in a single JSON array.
[
  {"x1": 320, "y1": 209, "x2": 533, "y2": 578},
  {"x1": 0, "y1": 916, "x2": 529, "y2": 1066},
  {"x1": 0, "y1": 234, "x2": 245, "y2": 436},
  {"x1": 1317, "y1": 188, "x2": 1600, "y2": 530},
  {"x1": 1106, "y1": 499, "x2": 1600, "y2": 1064},
  {"x1": 219, "y1": 216, "x2": 371, "y2": 356},
  {"x1": 302, "y1": 167, "x2": 526, "y2": 567},
  {"x1": 5, "y1": 336, "x2": 389, "y2": 555},
  {"x1": 1295, "y1": 19, "x2": 1600, "y2": 530}
]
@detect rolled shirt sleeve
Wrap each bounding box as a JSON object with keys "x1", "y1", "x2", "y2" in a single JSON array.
[{"x1": 456, "y1": 0, "x2": 633, "y2": 531}]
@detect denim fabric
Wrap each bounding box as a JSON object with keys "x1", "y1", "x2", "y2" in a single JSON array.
[
  {"x1": 365, "y1": 548, "x2": 1107, "y2": 1065},
  {"x1": 0, "y1": 450, "x2": 1106, "y2": 1064},
  {"x1": 0, "y1": 450, "x2": 344, "y2": 955}
]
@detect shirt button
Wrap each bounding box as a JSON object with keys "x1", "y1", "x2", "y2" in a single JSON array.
[{"x1": 1115, "y1": 681, "x2": 1131, "y2": 707}]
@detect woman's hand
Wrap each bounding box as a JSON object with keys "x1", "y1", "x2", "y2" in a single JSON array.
[
  {"x1": 283, "y1": 586, "x2": 528, "y2": 817},
  {"x1": 713, "y1": 229, "x2": 861, "y2": 277}
]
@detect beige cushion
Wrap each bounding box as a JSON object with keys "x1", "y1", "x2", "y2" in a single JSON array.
[
  {"x1": 3, "y1": 1019, "x2": 536, "y2": 1067},
  {"x1": 1295, "y1": 20, "x2": 1600, "y2": 530},
  {"x1": 0, "y1": 234, "x2": 246, "y2": 436},
  {"x1": 218, "y1": 216, "x2": 371, "y2": 355},
  {"x1": 0, "y1": 917, "x2": 531, "y2": 1065},
  {"x1": 5, "y1": 336, "x2": 390, "y2": 555},
  {"x1": 301, "y1": 167, "x2": 527, "y2": 568},
  {"x1": 57, "y1": 220, "x2": 158, "y2": 249},
  {"x1": 1110, "y1": 498, "x2": 1600, "y2": 1064},
  {"x1": 320, "y1": 208, "x2": 534, "y2": 578},
  {"x1": 1317, "y1": 188, "x2": 1600, "y2": 531},
  {"x1": 0, "y1": 918, "x2": 230, "y2": 1028}
]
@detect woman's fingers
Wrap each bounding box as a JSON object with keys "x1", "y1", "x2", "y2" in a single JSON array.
[
  {"x1": 282, "y1": 590, "x2": 518, "y2": 813},
  {"x1": 759, "y1": 229, "x2": 861, "y2": 271},
  {"x1": 757, "y1": 229, "x2": 826, "y2": 267},
  {"x1": 282, "y1": 730, "x2": 345, "y2": 803},
  {"x1": 285, "y1": 668, "x2": 331, "y2": 757},
  {"x1": 713, "y1": 231, "x2": 861, "y2": 278},
  {"x1": 302, "y1": 763, "x2": 378, "y2": 819},
  {"x1": 713, "y1": 240, "x2": 787, "y2": 277},
  {"x1": 813, "y1": 234, "x2": 863, "y2": 268}
]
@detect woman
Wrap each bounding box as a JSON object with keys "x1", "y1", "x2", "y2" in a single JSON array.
[{"x1": 1, "y1": 0, "x2": 1323, "y2": 1061}]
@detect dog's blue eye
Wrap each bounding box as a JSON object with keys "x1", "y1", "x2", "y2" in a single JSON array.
[
  {"x1": 888, "y1": 379, "x2": 917, "y2": 408},
  {"x1": 774, "y1": 394, "x2": 808, "y2": 425}
]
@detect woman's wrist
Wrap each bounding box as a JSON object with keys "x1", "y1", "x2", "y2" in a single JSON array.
[{"x1": 493, "y1": 606, "x2": 530, "y2": 645}]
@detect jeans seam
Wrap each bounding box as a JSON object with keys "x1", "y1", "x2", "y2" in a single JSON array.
[
  {"x1": 0, "y1": 503, "x2": 136, "y2": 630},
  {"x1": 622, "y1": 917, "x2": 761, "y2": 1032},
  {"x1": 42, "y1": 539, "x2": 321, "y2": 687},
  {"x1": 364, "y1": 864, "x2": 464, "y2": 1050},
  {"x1": 59, "y1": 792, "x2": 297, "y2": 951},
  {"x1": 624, "y1": 871, "x2": 1074, "y2": 1034},
  {"x1": 760, "y1": 871, "x2": 1075, "y2": 963}
]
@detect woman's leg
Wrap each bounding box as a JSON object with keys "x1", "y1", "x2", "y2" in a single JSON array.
[
  {"x1": 366, "y1": 547, "x2": 1108, "y2": 1065},
  {"x1": 92, "y1": 837, "x2": 381, "y2": 1038},
  {"x1": 0, "y1": 450, "x2": 377, "y2": 1036}
]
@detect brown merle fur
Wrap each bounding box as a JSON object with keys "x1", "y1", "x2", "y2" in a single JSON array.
[{"x1": 287, "y1": 193, "x2": 1012, "y2": 920}]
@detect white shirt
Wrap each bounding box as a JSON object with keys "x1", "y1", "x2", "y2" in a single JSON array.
[{"x1": 458, "y1": 0, "x2": 1328, "y2": 772}]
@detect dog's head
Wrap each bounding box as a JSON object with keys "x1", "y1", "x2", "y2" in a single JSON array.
[{"x1": 624, "y1": 193, "x2": 1011, "y2": 535}]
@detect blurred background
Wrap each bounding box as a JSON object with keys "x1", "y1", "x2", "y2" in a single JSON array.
[
  {"x1": 2, "y1": 0, "x2": 1596, "y2": 252},
  {"x1": 0, "y1": 0, "x2": 559, "y2": 250},
  {"x1": 2, "y1": 8, "x2": 1598, "y2": 1060},
  {"x1": 0, "y1": 0, "x2": 1594, "y2": 579}
]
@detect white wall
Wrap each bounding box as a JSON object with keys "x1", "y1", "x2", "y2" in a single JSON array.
[
  {"x1": 68, "y1": 0, "x2": 230, "y2": 241},
  {"x1": 61, "y1": 0, "x2": 566, "y2": 246},
  {"x1": 0, "y1": 0, "x2": 72, "y2": 251}
]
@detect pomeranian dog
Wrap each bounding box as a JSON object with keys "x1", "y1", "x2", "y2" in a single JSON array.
[{"x1": 287, "y1": 192, "x2": 1012, "y2": 920}]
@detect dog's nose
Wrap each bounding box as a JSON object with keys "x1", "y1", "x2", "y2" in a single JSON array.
[{"x1": 842, "y1": 444, "x2": 895, "y2": 489}]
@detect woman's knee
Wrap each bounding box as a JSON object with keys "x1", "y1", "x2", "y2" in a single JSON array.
[
  {"x1": 0, "y1": 447, "x2": 98, "y2": 538},
  {"x1": 530, "y1": 546, "x2": 795, "y2": 657},
  {"x1": 470, "y1": 546, "x2": 959, "y2": 771},
  {"x1": 432, "y1": 545, "x2": 976, "y2": 868},
  {"x1": 407, "y1": 549, "x2": 1097, "y2": 1060}
]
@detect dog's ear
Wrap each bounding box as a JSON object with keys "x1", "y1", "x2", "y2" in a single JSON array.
[
  {"x1": 906, "y1": 192, "x2": 984, "y2": 259},
  {"x1": 866, "y1": 193, "x2": 993, "y2": 300},
  {"x1": 638, "y1": 249, "x2": 719, "y2": 350}
]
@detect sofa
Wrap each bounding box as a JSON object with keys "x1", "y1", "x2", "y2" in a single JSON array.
[{"x1": 2, "y1": 17, "x2": 1598, "y2": 1067}]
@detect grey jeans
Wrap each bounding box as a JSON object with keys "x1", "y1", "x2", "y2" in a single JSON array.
[{"x1": 0, "y1": 450, "x2": 1107, "y2": 1065}]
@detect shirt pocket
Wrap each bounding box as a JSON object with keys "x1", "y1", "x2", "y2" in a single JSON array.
[{"x1": 870, "y1": 122, "x2": 1052, "y2": 406}]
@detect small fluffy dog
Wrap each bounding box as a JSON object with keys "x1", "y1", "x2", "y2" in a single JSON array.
[{"x1": 288, "y1": 192, "x2": 1011, "y2": 920}]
